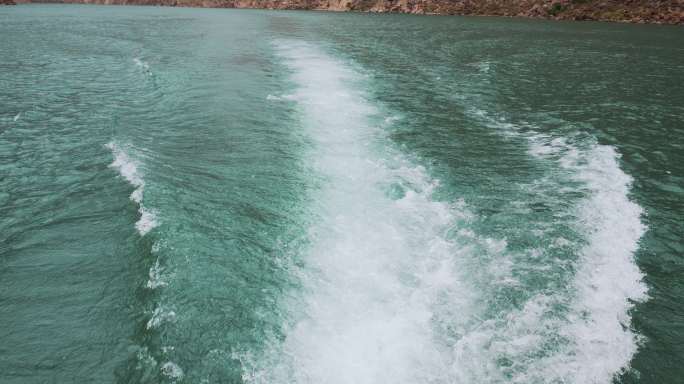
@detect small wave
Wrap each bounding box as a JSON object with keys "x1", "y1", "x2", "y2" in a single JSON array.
[
  {"x1": 134, "y1": 57, "x2": 150, "y2": 72},
  {"x1": 146, "y1": 257, "x2": 168, "y2": 289},
  {"x1": 146, "y1": 241, "x2": 171, "y2": 289},
  {"x1": 528, "y1": 135, "x2": 569, "y2": 158},
  {"x1": 161, "y1": 362, "x2": 184, "y2": 380},
  {"x1": 106, "y1": 142, "x2": 144, "y2": 197},
  {"x1": 469, "y1": 61, "x2": 491, "y2": 73},
  {"x1": 136, "y1": 208, "x2": 158, "y2": 236},
  {"x1": 134, "y1": 346, "x2": 158, "y2": 373},
  {"x1": 13, "y1": 112, "x2": 21, "y2": 122},
  {"x1": 266, "y1": 93, "x2": 297, "y2": 101},
  {"x1": 383, "y1": 115, "x2": 401, "y2": 124},
  {"x1": 146, "y1": 306, "x2": 177, "y2": 330},
  {"x1": 106, "y1": 142, "x2": 158, "y2": 236},
  {"x1": 161, "y1": 346, "x2": 175, "y2": 354}
]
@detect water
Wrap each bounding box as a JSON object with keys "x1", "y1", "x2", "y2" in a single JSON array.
[{"x1": 1, "y1": 4, "x2": 683, "y2": 384}]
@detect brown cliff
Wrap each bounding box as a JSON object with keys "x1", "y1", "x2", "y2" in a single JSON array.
[{"x1": 22, "y1": 0, "x2": 684, "y2": 24}]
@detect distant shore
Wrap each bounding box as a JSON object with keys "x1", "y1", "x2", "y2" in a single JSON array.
[{"x1": 11, "y1": 0, "x2": 684, "y2": 24}]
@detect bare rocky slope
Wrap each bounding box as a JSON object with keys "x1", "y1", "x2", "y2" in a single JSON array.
[{"x1": 15, "y1": 0, "x2": 684, "y2": 24}]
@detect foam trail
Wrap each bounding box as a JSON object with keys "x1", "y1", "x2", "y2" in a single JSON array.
[
  {"x1": 557, "y1": 143, "x2": 647, "y2": 382},
  {"x1": 161, "y1": 362, "x2": 184, "y2": 380},
  {"x1": 146, "y1": 258, "x2": 168, "y2": 289},
  {"x1": 502, "y1": 139, "x2": 647, "y2": 383},
  {"x1": 459, "y1": 107, "x2": 647, "y2": 383},
  {"x1": 106, "y1": 142, "x2": 158, "y2": 236},
  {"x1": 238, "y1": 41, "x2": 476, "y2": 384},
  {"x1": 146, "y1": 306, "x2": 177, "y2": 329},
  {"x1": 240, "y1": 42, "x2": 647, "y2": 384}
]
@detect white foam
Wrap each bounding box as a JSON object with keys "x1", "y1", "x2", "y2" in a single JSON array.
[
  {"x1": 160, "y1": 361, "x2": 184, "y2": 379},
  {"x1": 106, "y1": 142, "x2": 144, "y2": 199},
  {"x1": 135, "y1": 346, "x2": 158, "y2": 371},
  {"x1": 472, "y1": 142, "x2": 647, "y2": 384},
  {"x1": 383, "y1": 115, "x2": 401, "y2": 124},
  {"x1": 239, "y1": 41, "x2": 647, "y2": 384},
  {"x1": 462, "y1": 107, "x2": 647, "y2": 382},
  {"x1": 106, "y1": 142, "x2": 158, "y2": 236},
  {"x1": 557, "y1": 143, "x2": 647, "y2": 382},
  {"x1": 136, "y1": 207, "x2": 158, "y2": 236},
  {"x1": 237, "y1": 41, "x2": 477, "y2": 384},
  {"x1": 146, "y1": 258, "x2": 168, "y2": 289},
  {"x1": 528, "y1": 134, "x2": 568, "y2": 158},
  {"x1": 161, "y1": 346, "x2": 175, "y2": 353},
  {"x1": 13, "y1": 112, "x2": 21, "y2": 122},
  {"x1": 134, "y1": 57, "x2": 150, "y2": 72},
  {"x1": 477, "y1": 61, "x2": 491, "y2": 73},
  {"x1": 146, "y1": 306, "x2": 177, "y2": 329}
]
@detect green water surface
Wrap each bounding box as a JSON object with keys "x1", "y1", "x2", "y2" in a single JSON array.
[{"x1": 0, "y1": 4, "x2": 682, "y2": 384}]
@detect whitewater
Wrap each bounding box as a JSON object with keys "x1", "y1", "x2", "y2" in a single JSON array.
[
  {"x1": 5, "y1": 6, "x2": 684, "y2": 384},
  {"x1": 106, "y1": 141, "x2": 158, "y2": 236},
  {"x1": 235, "y1": 41, "x2": 648, "y2": 384}
]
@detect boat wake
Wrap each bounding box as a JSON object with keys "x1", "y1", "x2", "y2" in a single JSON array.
[
  {"x1": 235, "y1": 41, "x2": 646, "y2": 384},
  {"x1": 235, "y1": 40, "x2": 476, "y2": 383},
  {"x1": 106, "y1": 141, "x2": 158, "y2": 236}
]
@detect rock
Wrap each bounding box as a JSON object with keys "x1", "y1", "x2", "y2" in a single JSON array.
[{"x1": 17, "y1": 0, "x2": 683, "y2": 25}]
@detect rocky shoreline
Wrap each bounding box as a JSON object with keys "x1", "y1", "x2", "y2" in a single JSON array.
[{"x1": 13, "y1": 0, "x2": 684, "y2": 24}]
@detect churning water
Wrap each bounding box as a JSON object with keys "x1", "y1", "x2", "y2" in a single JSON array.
[{"x1": 1, "y1": 4, "x2": 683, "y2": 384}]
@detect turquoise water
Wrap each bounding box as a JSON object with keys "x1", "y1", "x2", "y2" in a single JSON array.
[{"x1": 1, "y1": 4, "x2": 683, "y2": 383}]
